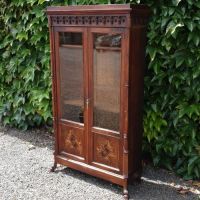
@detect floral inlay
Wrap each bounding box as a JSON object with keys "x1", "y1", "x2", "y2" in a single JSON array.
[
  {"x1": 65, "y1": 130, "x2": 81, "y2": 154},
  {"x1": 97, "y1": 140, "x2": 115, "y2": 161}
]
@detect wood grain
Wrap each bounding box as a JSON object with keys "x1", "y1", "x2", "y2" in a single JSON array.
[{"x1": 47, "y1": 4, "x2": 150, "y2": 199}]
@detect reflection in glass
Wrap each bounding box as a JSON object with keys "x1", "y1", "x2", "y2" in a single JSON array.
[
  {"x1": 59, "y1": 32, "x2": 84, "y2": 123},
  {"x1": 59, "y1": 32, "x2": 82, "y2": 45},
  {"x1": 94, "y1": 34, "x2": 121, "y2": 48},
  {"x1": 93, "y1": 33, "x2": 121, "y2": 131}
]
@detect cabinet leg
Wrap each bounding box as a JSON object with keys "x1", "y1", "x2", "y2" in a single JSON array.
[
  {"x1": 133, "y1": 171, "x2": 142, "y2": 183},
  {"x1": 135, "y1": 176, "x2": 141, "y2": 183},
  {"x1": 123, "y1": 186, "x2": 129, "y2": 200},
  {"x1": 50, "y1": 162, "x2": 57, "y2": 172}
]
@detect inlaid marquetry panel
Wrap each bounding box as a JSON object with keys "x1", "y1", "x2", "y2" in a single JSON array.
[
  {"x1": 93, "y1": 133, "x2": 120, "y2": 169},
  {"x1": 60, "y1": 125, "x2": 84, "y2": 157}
]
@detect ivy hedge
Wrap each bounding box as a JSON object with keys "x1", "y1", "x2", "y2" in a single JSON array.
[{"x1": 0, "y1": 0, "x2": 199, "y2": 179}]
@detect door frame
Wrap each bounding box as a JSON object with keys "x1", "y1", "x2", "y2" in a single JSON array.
[
  {"x1": 87, "y1": 27, "x2": 128, "y2": 174},
  {"x1": 54, "y1": 26, "x2": 89, "y2": 163}
]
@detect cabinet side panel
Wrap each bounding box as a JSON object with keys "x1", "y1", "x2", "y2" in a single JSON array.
[
  {"x1": 48, "y1": 17, "x2": 59, "y2": 156},
  {"x1": 128, "y1": 26, "x2": 147, "y2": 180}
]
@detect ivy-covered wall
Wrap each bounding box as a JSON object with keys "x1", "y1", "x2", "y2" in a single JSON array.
[{"x1": 0, "y1": 0, "x2": 199, "y2": 179}]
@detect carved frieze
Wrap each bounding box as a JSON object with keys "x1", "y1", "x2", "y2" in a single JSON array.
[{"x1": 50, "y1": 15, "x2": 128, "y2": 27}]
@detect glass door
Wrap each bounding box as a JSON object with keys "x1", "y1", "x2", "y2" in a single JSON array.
[
  {"x1": 93, "y1": 33, "x2": 121, "y2": 132},
  {"x1": 88, "y1": 28, "x2": 125, "y2": 173},
  {"x1": 54, "y1": 27, "x2": 88, "y2": 162},
  {"x1": 59, "y1": 31, "x2": 84, "y2": 123}
]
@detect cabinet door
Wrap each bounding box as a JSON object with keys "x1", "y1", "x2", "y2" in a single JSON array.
[
  {"x1": 54, "y1": 27, "x2": 88, "y2": 162},
  {"x1": 88, "y1": 28, "x2": 126, "y2": 173}
]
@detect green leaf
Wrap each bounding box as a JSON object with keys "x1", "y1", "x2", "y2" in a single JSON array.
[
  {"x1": 38, "y1": 0, "x2": 46, "y2": 4},
  {"x1": 147, "y1": 46, "x2": 157, "y2": 61},
  {"x1": 166, "y1": 21, "x2": 184, "y2": 35},
  {"x1": 173, "y1": 0, "x2": 182, "y2": 6},
  {"x1": 16, "y1": 32, "x2": 28, "y2": 41},
  {"x1": 186, "y1": 22, "x2": 194, "y2": 32},
  {"x1": 176, "y1": 56, "x2": 184, "y2": 68},
  {"x1": 193, "y1": 35, "x2": 200, "y2": 46}
]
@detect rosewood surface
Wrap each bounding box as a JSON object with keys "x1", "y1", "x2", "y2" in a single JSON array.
[{"x1": 47, "y1": 4, "x2": 150, "y2": 200}]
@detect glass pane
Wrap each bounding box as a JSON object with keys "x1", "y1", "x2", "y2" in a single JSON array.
[
  {"x1": 93, "y1": 33, "x2": 121, "y2": 131},
  {"x1": 59, "y1": 32, "x2": 84, "y2": 123}
]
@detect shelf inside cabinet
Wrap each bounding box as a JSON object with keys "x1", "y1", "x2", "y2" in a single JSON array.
[
  {"x1": 64, "y1": 99, "x2": 82, "y2": 107},
  {"x1": 95, "y1": 46, "x2": 121, "y2": 51},
  {"x1": 60, "y1": 44, "x2": 83, "y2": 48}
]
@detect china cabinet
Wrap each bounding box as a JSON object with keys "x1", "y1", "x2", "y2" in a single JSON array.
[{"x1": 47, "y1": 4, "x2": 150, "y2": 199}]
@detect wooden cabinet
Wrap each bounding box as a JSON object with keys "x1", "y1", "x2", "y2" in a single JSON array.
[{"x1": 47, "y1": 4, "x2": 150, "y2": 199}]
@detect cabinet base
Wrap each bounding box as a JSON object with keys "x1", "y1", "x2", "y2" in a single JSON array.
[
  {"x1": 55, "y1": 155, "x2": 126, "y2": 186},
  {"x1": 53, "y1": 155, "x2": 141, "y2": 200}
]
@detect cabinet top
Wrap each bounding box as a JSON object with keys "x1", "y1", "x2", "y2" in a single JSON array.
[
  {"x1": 46, "y1": 4, "x2": 150, "y2": 15},
  {"x1": 46, "y1": 4, "x2": 150, "y2": 28}
]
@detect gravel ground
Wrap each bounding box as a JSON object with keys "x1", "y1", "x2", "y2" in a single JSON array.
[{"x1": 0, "y1": 126, "x2": 199, "y2": 200}]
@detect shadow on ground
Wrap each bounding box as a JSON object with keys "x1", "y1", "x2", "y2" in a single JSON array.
[{"x1": 54, "y1": 161, "x2": 200, "y2": 199}]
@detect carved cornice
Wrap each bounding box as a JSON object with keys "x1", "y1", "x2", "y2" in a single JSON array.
[{"x1": 50, "y1": 15, "x2": 128, "y2": 27}]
